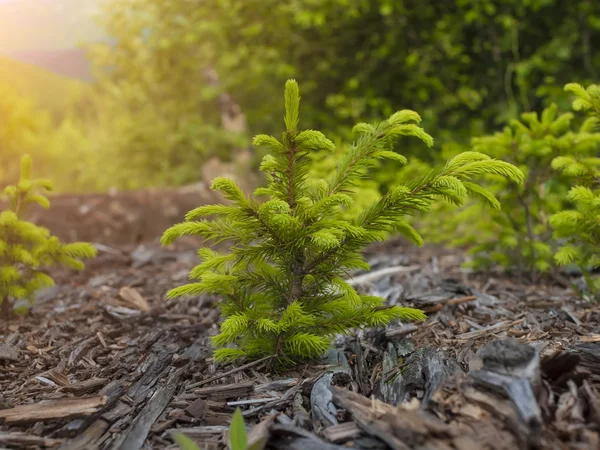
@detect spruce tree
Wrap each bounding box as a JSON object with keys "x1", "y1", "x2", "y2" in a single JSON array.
[
  {"x1": 0, "y1": 155, "x2": 97, "y2": 317},
  {"x1": 417, "y1": 103, "x2": 600, "y2": 275},
  {"x1": 550, "y1": 83, "x2": 600, "y2": 297},
  {"x1": 162, "y1": 80, "x2": 524, "y2": 364}
]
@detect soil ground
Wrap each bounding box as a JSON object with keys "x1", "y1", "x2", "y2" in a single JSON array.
[{"x1": 0, "y1": 185, "x2": 599, "y2": 450}]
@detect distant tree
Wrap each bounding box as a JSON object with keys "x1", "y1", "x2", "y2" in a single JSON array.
[
  {"x1": 0, "y1": 81, "x2": 50, "y2": 186},
  {"x1": 92, "y1": 0, "x2": 600, "y2": 165}
]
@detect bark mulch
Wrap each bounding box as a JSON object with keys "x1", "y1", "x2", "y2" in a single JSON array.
[{"x1": 1, "y1": 187, "x2": 599, "y2": 450}]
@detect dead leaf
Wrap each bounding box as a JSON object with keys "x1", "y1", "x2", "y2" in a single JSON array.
[{"x1": 119, "y1": 286, "x2": 150, "y2": 312}]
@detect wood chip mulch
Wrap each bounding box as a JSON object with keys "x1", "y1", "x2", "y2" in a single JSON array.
[{"x1": 0, "y1": 195, "x2": 599, "y2": 449}]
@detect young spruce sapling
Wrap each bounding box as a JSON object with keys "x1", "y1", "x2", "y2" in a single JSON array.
[
  {"x1": 0, "y1": 155, "x2": 97, "y2": 317},
  {"x1": 550, "y1": 83, "x2": 600, "y2": 297},
  {"x1": 162, "y1": 80, "x2": 524, "y2": 364}
]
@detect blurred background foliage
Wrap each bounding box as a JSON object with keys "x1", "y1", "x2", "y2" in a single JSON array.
[{"x1": 1, "y1": 0, "x2": 599, "y2": 195}]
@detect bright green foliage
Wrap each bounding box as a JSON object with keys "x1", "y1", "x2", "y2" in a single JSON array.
[
  {"x1": 421, "y1": 103, "x2": 600, "y2": 274},
  {"x1": 173, "y1": 434, "x2": 201, "y2": 450},
  {"x1": 229, "y1": 408, "x2": 248, "y2": 450},
  {"x1": 0, "y1": 155, "x2": 97, "y2": 316},
  {"x1": 565, "y1": 83, "x2": 600, "y2": 127},
  {"x1": 550, "y1": 83, "x2": 600, "y2": 297},
  {"x1": 162, "y1": 80, "x2": 523, "y2": 364},
  {"x1": 174, "y1": 408, "x2": 261, "y2": 450},
  {"x1": 92, "y1": 0, "x2": 600, "y2": 172},
  {"x1": 0, "y1": 81, "x2": 52, "y2": 186},
  {"x1": 0, "y1": 55, "x2": 88, "y2": 121},
  {"x1": 551, "y1": 186, "x2": 600, "y2": 294}
]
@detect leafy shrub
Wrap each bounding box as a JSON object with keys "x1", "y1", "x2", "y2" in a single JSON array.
[
  {"x1": 420, "y1": 103, "x2": 600, "y2": 275},
  {"x1": 0, "y1": 155, "x2": 97, "y2": 317},
  {"x1": 550, "y1": 83, "x2": 600, "y2": 297},
  {"x1": 162, "y1": 80, "x2": 523, "y2": 364}
]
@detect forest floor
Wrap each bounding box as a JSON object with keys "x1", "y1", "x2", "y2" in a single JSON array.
[{"x1": 0, "y1": 185, "x2": 599, "y2": 450}]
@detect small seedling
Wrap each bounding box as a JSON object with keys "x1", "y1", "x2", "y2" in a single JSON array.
[
  {"x1": 550, "y1": 82, "x2": 600, "y2": 298},
  {"x1": 0, "y1": 155, "x2": 97, "y2": 317},
  {"x1": 162, "y1": 80, "x2": 523, "y2": 364},
  {"x1": 174, "y1": 408, "x2": 258, "y2": 450}
]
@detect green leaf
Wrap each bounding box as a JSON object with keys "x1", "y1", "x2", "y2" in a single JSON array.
[
  {"x1": 173, "y1": 433, "x2": 202, "y2": 450},
  {"x1": 229, "y1": 408, "x2": 248, "y2": 450}
]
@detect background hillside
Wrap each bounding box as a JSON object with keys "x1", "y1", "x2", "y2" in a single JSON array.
[
  {"x1": 0, "y1": 55, "x2": 88, "y2": 116},
  {"x1": 0, "y1": 0, "x2": 107, "y2": 80}
]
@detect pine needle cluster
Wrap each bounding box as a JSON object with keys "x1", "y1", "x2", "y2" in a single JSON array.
[
  {"x1": 0, "y1": 155, "x2": 97, "y2": 317},
  {"x1": 162, "y1": 80, "x2": 523, "y2": 364},
  {"x1": 550, "y1": 83, "x2": 600, "y2": 297}
]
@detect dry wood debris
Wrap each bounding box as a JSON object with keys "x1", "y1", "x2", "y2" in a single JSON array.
[{"x1": 1, "y1": 191, "x2": 599, "y2": 450}]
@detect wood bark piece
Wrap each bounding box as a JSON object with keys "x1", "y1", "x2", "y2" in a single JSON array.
[
  {"x1": 0, "y1": 431, "x2": 63, "y2": 447},
  {"x1": 541, "y1": 350, "x2": 581, "y2": 384},
  {"x1": 470, "y1": 370, "x2": 542, "y2": 431},
  {"x1": 582, "y1": 380, "x2": 600, "y2": 427},
  {"x1": 385, "y1": 324, "x2": 418, "y2": 339},
  {"x1": 255, "y1": 378, "x2": 299, "y2": 393},
  {"x1": 574, "y1": 342, "x2": 600, "y2": 379},
  {"x1": 167, "y1": 425, "x2": 229, "y2": 437},
  {"x1": 0, "y1": 396, "x2": 107, "y2": 424},
  {"x1": 346, "y1": 265, "x2": 421, "y2": 287},
  {"x1": 110, "y1": 370, "x2": 183, "y2": 450},
  {"x1": 462, "y1": 387, "x2": 530, "y2": 449},
  {"x1": 378, "y1": 342, "x2": 407, "y2": 405},
  {"x1": 57, "y1": 420, "x2": 109, "y2": 450},
  {"x1": 421, "y1": 295, "x2": 477, "y2": 313},
  {"x1": 378, "y1": 345, "x2": 454, "y2": 407},
  {"x1": 243, "y1": 379, "x2": 307, "y2": 418},
  {"x1": 193, "y1": 380, "x2": 255, "y2": 400},
  {"x1": 0, "y1": 342, "x2": 19, "y2": 361},
  {"x1": 269, "y1": 424, "x2": 350, "y2": 450},
  {"x1": 57, "y1": 383, "x2": 128, "y2": 450},
  {"x1": 187, "y1": 355, "x2": 274, "y2": 389},
  {"x1": 127, "y1": 343, "x2": 180, "y2": 404},
  {"x1": 454, "y1": 319, "x2": 524, "y2": 341},
  {"x1": 331, "y1": 386, "x2": 469, "y2": 450},
  {"x1": 469, "y1": 339, "x2": 542, "y2": 444},
  {"x1": 477, "y1": 338, "x2": 541, "y2": 394},
  {"x1": 321, "y1": 421, "x2": 362, "y2": 443},
  {"x1": 310, "y1": 349, "x2": 352, "y2": 430},
  {"x1": 185, "y1": 398, "x2": 207, "y2": 419},
  {"x1": 62, "y1": 377, "x2": 109, "y2": 395}
]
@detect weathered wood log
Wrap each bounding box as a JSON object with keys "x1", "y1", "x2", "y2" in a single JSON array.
[{"x1": 0, "y1": 396, "x2": 107, "y2": 424}]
